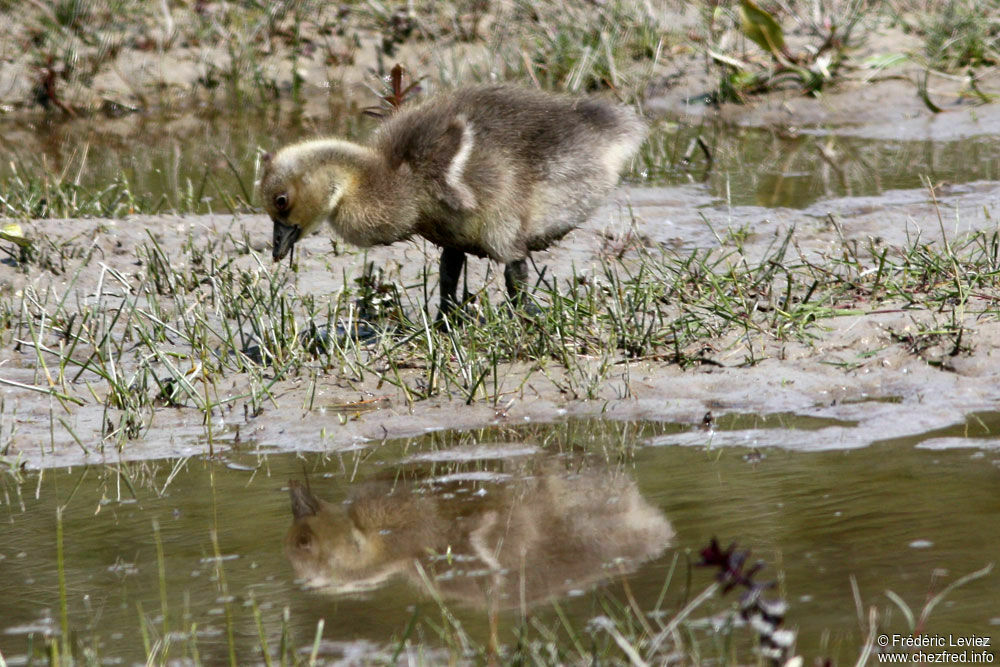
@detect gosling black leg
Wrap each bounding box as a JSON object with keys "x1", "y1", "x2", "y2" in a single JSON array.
[
  {"x1": 504, "y1": 256, "x2": 536, "y2": 310},
  {"x1": 504, "y1": 258, "x2": 528, "y2": 303},
  {"x1": 439, "y1": 247, "x2": 466, "y2": 318},
  {"x1": 505, "y1": 256, "x2": 542, "y2": 315}
]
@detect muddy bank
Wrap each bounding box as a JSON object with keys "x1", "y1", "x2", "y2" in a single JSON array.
[
  {"x1": 652, "y1": 24, "x2": 1000, "y2": 142},
  {"x1": 6, "y1": 1, "x2": 999, "y2": 144},
  {"x1": 3, "y1": 176, "x2": 1000, "y2": 469},
  {"x1": 4, "y1": 1, "x2": 1000, "y2": 470}
]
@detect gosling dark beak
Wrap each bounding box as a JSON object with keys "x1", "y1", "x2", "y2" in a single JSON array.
[{"x1": 272, "y1": 220, "x2": 301, "y2": 263}]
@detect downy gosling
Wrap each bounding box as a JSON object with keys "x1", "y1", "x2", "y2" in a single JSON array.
[{"x1": 258, "y1": 84, "x2": 645, "y2": 316}]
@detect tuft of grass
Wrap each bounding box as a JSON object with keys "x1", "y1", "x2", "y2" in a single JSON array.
[
  {"x1": 0, "y1": 163, "x2": 146, "y2": 219},
  {"x1": 6, "y1": 0, "x2": 353, "y2": 113},
  {"x1": 469, "y1": 0, "x2": 666, "y2": 98},
  {"x1": 0, "y1": 0, "x2": 653, "y2": 105},
  {"x1": 0, "y1": 160, "x2": 256, "y2": 221},
  {"x1": 8, "y1": 0, "x2": 978, "y2": 119},
  {"x1": 917, "y1": 0, "x2": 1000, "y2": 71},
  {"x1": 4, "y1": 166, "x2": 1000, "y2": 458}
]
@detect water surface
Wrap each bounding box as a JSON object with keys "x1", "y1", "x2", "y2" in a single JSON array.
[
  {"x1": 4, "y1": 108, "x2": 1000, "y2": 215},
  {"x1": 2, "y1": 415, "x2": 998, "y2": 664}
]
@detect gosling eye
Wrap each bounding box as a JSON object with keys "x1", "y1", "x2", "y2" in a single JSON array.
[{"x1": 274, "y1": 193, "x2": 290, "y2": 212}]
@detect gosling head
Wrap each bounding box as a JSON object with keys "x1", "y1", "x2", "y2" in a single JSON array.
[{"x1": 257, "y1": 140, "x2": 369, "y2": 263}]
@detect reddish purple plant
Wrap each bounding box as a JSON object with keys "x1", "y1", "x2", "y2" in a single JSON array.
[
  {"x1": 363, "y1": 64, "x2": 422, "y2": 118},
  {"x1": 699, "y1": 538, "x2": 797, "y2": 664}
]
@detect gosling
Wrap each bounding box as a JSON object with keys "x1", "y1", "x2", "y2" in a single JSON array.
[{"x1": 257, "y1": 84, "x2": 645, "y2": 317}]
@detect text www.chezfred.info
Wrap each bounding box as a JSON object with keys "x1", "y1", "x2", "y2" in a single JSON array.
[{"x1": 877, "y1": 634, "x2": 994, "y2": 663}]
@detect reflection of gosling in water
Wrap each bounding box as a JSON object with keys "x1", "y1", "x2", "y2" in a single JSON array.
[
  {"x1": 284, "y1": 467, "x2": 673, "y2": 607},
  {"x1": 257, "y1": 85, "x2": 646, "y2": 316}
]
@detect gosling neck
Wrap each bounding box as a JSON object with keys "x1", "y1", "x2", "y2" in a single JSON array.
[{"x1": 322, "y1": 143, "x2": 421, "y2": 248}]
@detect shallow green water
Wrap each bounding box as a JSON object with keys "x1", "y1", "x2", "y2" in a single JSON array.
[
  {"x1": 2, "y1": 415, "x2": 998, "y2": 664},
  {"x1": 0, "y1": 105, "x2": 373, "y2": 220},
  {"x1": 3, "y1": 108, "x2": 1000, "y2": 215},
  {"x1": 643, "y1": 121, "x2": 1000, "y2": 208}
]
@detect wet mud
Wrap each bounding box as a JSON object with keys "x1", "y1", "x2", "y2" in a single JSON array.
[
  {"x1": 3, "y1": 33, "x2": 1000, "y2": 470},
  {"x1": 4, "y1": 172, "x2": 1000, "y2": 468}
]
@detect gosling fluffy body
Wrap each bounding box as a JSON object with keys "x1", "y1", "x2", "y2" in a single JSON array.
[{"x1": 258, "y1": 84, "x2": 645, "y2": 313}]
